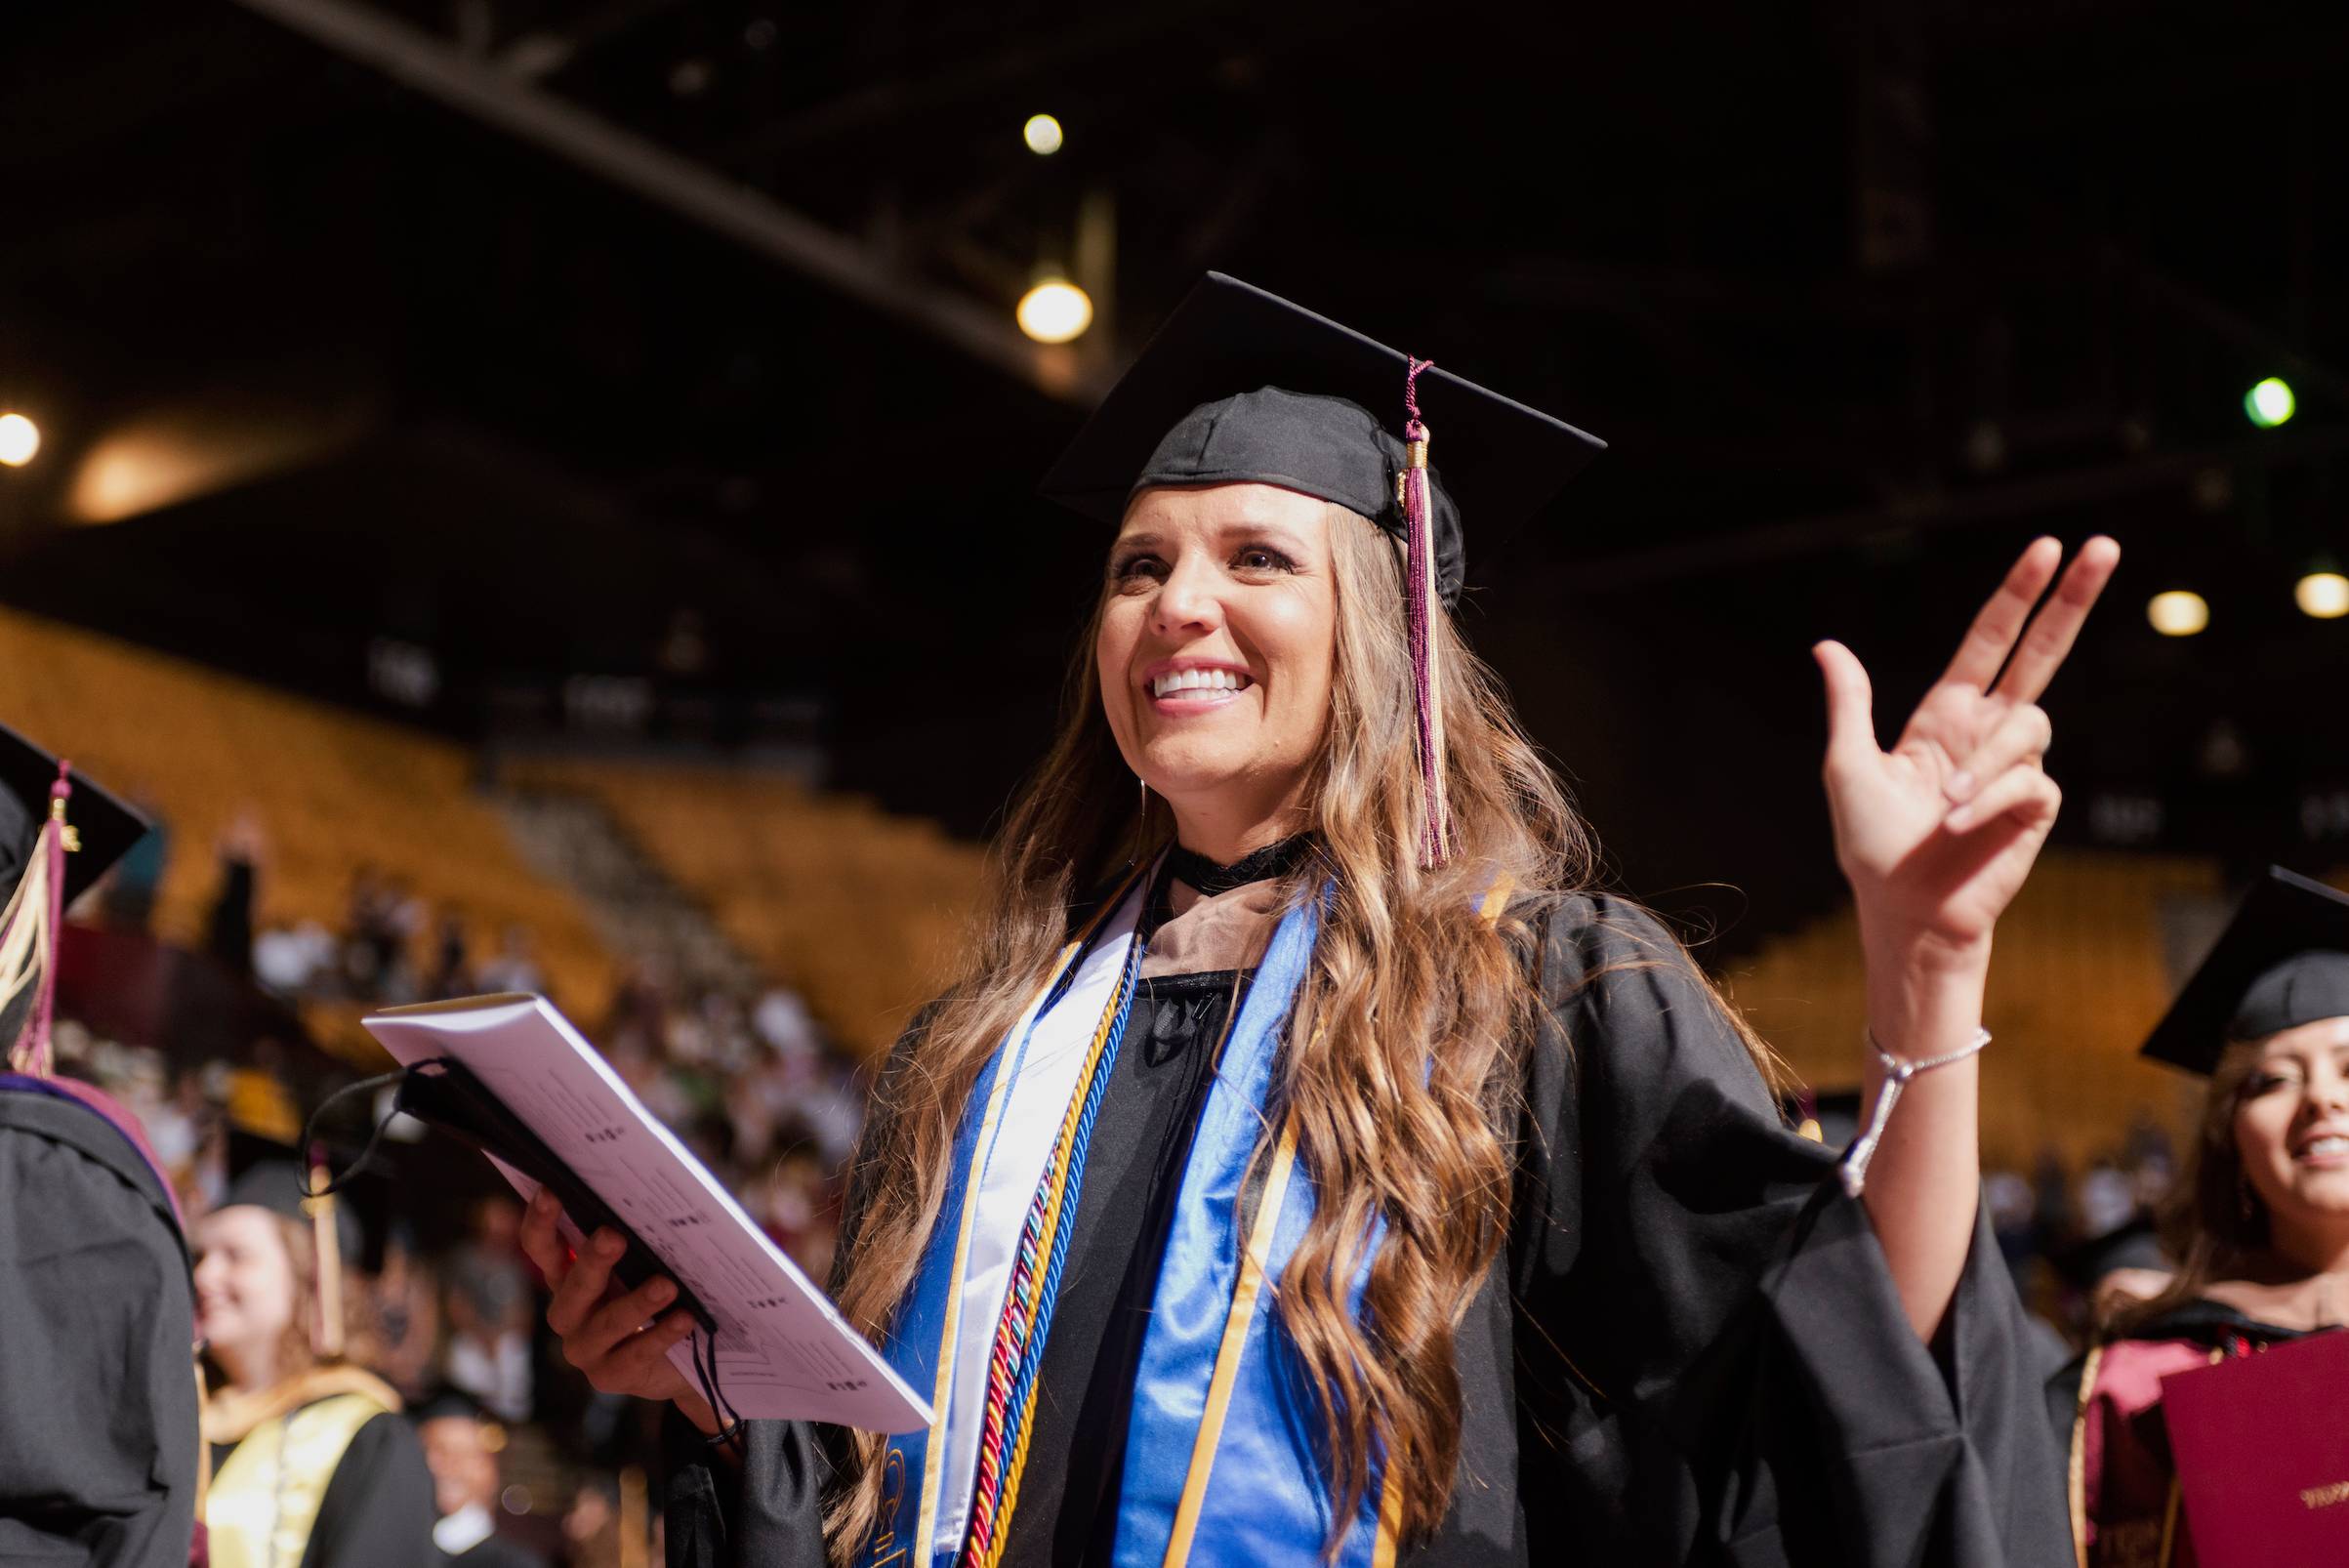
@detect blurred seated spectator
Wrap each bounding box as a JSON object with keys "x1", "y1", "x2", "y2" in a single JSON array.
[
  {"x1": 204, "y1": 810, "x2": 266, "y2": 979},
  {"x1": 445, "y1": 1194, "x2": 534, "y2": 1423},
  {"x1": 363, "y1": 1222, "x2": 444, "y2": 1404},
  {"x1": 415, "y1": 1387, "x2": 550, "y2": 1568},
  {"x1": 430, "y1": 909, "x2": 478, "y2": 1001},
  {"x1": 557, "y1": 1478, "x2": 620, "y2": 1568},
  {"x1": 479, "y1": 925, "x2": 546, "y2": 996},
  {"x1": 255, "y1": 918, "x2": 340, "y2": 997},
  {"x1": 2076, "y1": 1156, "x2": 2137, "y2": 1240}
]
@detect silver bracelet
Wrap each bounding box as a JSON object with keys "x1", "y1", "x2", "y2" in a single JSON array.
[{"x1": 1837, "y1": 1025, "x2": 1991, "y2": 1198}]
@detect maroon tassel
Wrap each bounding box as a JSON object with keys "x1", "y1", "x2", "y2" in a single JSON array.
[{"x1": 1401, "y1": 358, "x2": 1450, "y2": 867}]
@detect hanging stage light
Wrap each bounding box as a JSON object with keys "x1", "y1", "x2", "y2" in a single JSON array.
[
  {"x1": 2295, "y1": 571, "x2": 2349, "y2": 620},
  {"x1": 1023, "y1": 114, "x2": 1064, "y2": 155},
  {"x1": 2147, "y1": 590, "x2": 2209, "y2": 638},
  {"x1": 0, "y1": 413, "x2": 39, "y2": 468},
  {"x1": 1016, "y1": 277, "x2": 1093, "y2": 344}
]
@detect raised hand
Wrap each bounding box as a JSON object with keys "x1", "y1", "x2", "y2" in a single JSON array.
[
  {"x1": 1815, "y1": 535, "x2": 2121, "y2": 962},
  {"x1": 517, "y1": 1187, "x2": 717, "y2": 1428}
]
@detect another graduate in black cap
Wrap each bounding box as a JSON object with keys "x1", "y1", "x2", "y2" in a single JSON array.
[
  {"x1": 196, "y1": 1154, "x2": 436, "y2": 1566},
  {"x1": 0, "y1": 727, "x2": 198, "y2": 1568},
  {"x1": 2053, "y1": 867, "x2": 2349, "y2": 1568},
  {"x1": 524, "y1": 274, "x2": 2116, "y2": 1566},
  {"x1": 412, "y1": 1388, "x2": 550, "y2": 1568}
]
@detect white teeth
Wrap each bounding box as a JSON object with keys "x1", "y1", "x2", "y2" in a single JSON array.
[
  {"x1": 2305, "y1": 1136, "x2": 2349, "y2": 1157},
  {"x1": 1152, "y1": 668, "x2": 1250, "y2": 698}
]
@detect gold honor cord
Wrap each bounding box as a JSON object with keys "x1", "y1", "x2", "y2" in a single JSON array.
[{"x1": 910, "y1": 860, "x2": 1155, "y2": 1563}]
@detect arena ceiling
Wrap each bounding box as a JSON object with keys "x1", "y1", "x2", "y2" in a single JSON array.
[{"x1": 2, "y1": 0, "x2": 2344, "y2": 946}]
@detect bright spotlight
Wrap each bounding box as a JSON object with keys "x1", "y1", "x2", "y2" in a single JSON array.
[
  {"x1": 1023, "y1": 114, "x2": 1064, "y2": 155},
  {"x1": 2246, "y1": 376, "x2": 2296, "y2": 429},
  {"x1": 2147, "y1": 590, "x2": 2209, "y2": 638},
  {"x1": 2295, "y1": 571, "x2": 2349, "y2": 620},
  {"x1": 0, "y1": 413, "x2": 39, "y2": 468},
  {"x1": 1016, "y1": 278, "x2": 1092, "y2": 344}
]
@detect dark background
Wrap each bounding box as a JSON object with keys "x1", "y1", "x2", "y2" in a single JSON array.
[{"x1": 4, "y1": 0, "x2": 2344, "y2": 957}]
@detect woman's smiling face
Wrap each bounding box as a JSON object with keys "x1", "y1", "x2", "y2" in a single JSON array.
[
  {"x1": 1095, "y1": 483, "x2": 1338, "y2": 840},
  {"x1": 2234, "y1": 1016, "x2": 2349, "y2": 1236},
  {"x1": 193, "y1": 1204, "x2": 297, "y2": 1372}
]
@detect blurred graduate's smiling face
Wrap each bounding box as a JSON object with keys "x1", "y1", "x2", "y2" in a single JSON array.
[
  {"x1": 419, "y1": 1416, "x2": 501, "y2": 1517},
  {"x1": 1097, "y1": 484, "x2": 1337, "y2": 843},
  {"x1": 194, "y1": 1205, "x2": 297, "y2": 1366},
  {"x1": 2234, "y1": 1017, "x2": 2349, "y2": 1237}
]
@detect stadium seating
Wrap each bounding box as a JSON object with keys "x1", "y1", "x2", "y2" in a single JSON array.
[
  {"x1": 1729, "y1": 848, "x2": 2219, "y2": 1171},
  {"x1": 505, "y1": 759, "x2": 984, "y2": 1058},
  {"x1": 0, "y1": 607, "x2": 615, "y2": 1055}
]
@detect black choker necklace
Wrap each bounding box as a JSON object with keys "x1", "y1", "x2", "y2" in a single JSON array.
[{"x1": 1166, "y1": 834, "x2": 1317, "y2": 897}]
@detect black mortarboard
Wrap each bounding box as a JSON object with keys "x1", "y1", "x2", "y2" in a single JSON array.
[
  {"x1": 2140, "y1": 867, "x2": 2349, "y2": 1076},
  {"x1": 0, "y1": 723, "x2": 150, "y2": 907},
  {"x1": 411, "y1": 1385, "x2": 493, "y2": 1427},
  {"x1": 221, "y1": 1154, "x2": 363, "y2": 1262},
  {"x1": 2053, "y1": 1216, "x2": 2171, "y2": 1292},
  {"x1": 1039, "y1": 272, "x2": 1605, "y2": 607}
]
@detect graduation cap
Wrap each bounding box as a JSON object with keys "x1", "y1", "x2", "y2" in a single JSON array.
[
  {"x1": 2052, "y1": 1215, "x2": 2170, "y2": 1293},
  {"x1": 1041, "y1": 273, "x2": 1605, "y2": 863},
  {"x1": 410, "y1": 1384, "x2": 510, "y2": 1452},
  {"x1": 221, "y1": 1144, "x2": 358, "y2": 1361},
  {"x1": 411, "y1": 1384, "x2": 490, "y2": 1426},
  {"x1": 0, "y1": 725, "x2": 149, "y2": 908},
  {"x1": 0, "y1": 724, "x2": 150, "y2": 1075},
  {"x1": 2140, "y1": 867, "x2": 2349, "y2": 1076}
]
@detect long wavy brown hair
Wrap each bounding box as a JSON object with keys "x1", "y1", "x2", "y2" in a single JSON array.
[
  {"x1": 2112, "y1": 1041, "x2": 2275, "y2": 1334},
  {"x1": 825, "y1": 498, "x2": 1768, "y2": 1557}
]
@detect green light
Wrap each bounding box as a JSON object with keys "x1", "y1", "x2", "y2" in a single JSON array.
[{"x1": 2246, "y1": 376, "x2": 2296, "y2": 429}]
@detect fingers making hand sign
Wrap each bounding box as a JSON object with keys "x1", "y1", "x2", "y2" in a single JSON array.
[{"x1": 1815, "y1": 535, "x2": 2122, "y2": 958}]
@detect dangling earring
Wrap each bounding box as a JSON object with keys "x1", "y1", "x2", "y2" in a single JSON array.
[{"x1": 1138, "y1": 776, "x2": 1149, "y2": 820}]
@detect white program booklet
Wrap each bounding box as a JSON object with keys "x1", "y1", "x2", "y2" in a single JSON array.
[{"x1": 363, "y1": 992, "x2": 931, "y2": 1433}]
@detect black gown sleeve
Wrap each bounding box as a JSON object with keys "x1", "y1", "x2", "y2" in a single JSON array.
[
  {"x1": 1506, "y1": 894, "x2": 2071, "y2": 1566},
  {"x1": 300, "y1": 1411, "x2": 438, "y2": 1568},
  {"x1": 664, "y1": 1411, "x2": 835, "y2": 1568}
]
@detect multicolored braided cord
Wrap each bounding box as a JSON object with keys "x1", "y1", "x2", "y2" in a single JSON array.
[{"x1": 958, "y1": 930, "x2": 1145, "y2": 1568}]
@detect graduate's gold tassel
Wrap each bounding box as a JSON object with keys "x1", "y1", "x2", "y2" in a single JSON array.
[
  {"x1": 306, "y1": 1143, "x2": 346, "y2": 1361},
  {"x1": 619, "y1": 1465, "x2": 648, "y2": 1568},
  {"x1": 1, "y1": 764, "x2": 77, "y2": 1076}
]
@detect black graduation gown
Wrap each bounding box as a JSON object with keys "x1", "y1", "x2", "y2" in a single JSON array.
[
  {"x1": 666, "y1": 895, "x2": 2069, "y2": 1566},
  {"x1": 445, "y1": 1530, "x2": 552, "y2": 1568},
  {"x1": 206, "y1": 1408, "x2": 438, "y2": 1568},
  {"x1": 0, "y1": 1079, "x2": 198, "y2": 1568},
  {"x1": 2043, "y1": 1297, "x2": 2309, "y2": 1437}
]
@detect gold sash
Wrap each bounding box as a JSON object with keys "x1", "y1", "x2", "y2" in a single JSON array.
[{"x1": 205, "y1": 1380, "x2": 395, "y2": 1568}]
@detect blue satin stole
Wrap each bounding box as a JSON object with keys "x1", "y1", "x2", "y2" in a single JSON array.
[{"x1": 869, "y1": 890, "x2": 1395, "y2": 1568}]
